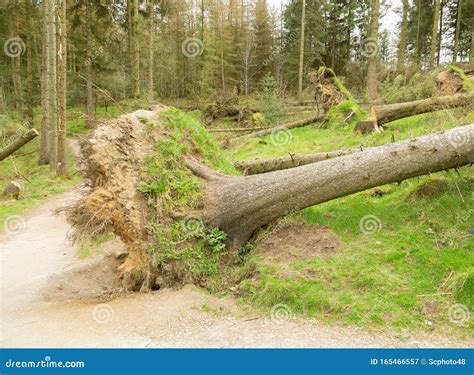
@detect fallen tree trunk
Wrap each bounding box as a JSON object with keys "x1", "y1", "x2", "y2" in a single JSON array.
[
  {"x1": 68, "y1": 107, "x2": 473, "y2": 290},
  {"x1": 1, "y1": 129, "x2": 18, "y2": 138},
  {"x1": 0, "y1": 128, "x2": 39, "y2": 161},
  {"x1": 209, "y1": 126, "x2": 271, "y2": 133},
  {"x1": 357, "y1": 92, "x2": 474, "y2": 132},
  {"x1": 204, "y1": 105, "x2": 257, "y2": 124},
  {"x1": 234, "y1": 148, "x2": 368, "y2": 174},
  {"x1": 227, "y1": 114, "x2": 323, "y2": 146},
  {"x1": 206, "y1": 123, "x2": 474, "y2": 248}
]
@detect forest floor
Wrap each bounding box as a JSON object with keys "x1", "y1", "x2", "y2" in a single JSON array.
[
  {"x1": 0, "y1": 98, "x2": 473, "y2": 347},
  {"x1": 0, "y1": 188, "x2": 470, "y2": 348}
]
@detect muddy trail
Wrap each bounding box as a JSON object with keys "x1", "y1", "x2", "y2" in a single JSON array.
[{"x1": 1, "y1": 186, "x2": 471, "y2": 348}]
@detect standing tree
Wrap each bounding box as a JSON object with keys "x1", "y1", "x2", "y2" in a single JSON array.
[
  {"x1": 56, "y1": 0, "x2": 68, "y2": 176},
  {"x1": 297, "y1": 0, "x2": 306, "y2": 102},
  {"x1": 146, "y1": 0, "x2": 154, "y2": 102},
  {"x1": 39, "y1": 0, "x2": 50, "y2": 165},
  {"x1": 429, "y1": 0, "x2": 441, "y2": 68},
  {"x1": 85, "y1": 0, "x2": 95, "y2": 129},
  {"x1": 367, "y1": 0, "x2": 379, "y2": 102},
  {"x1": 397, "y1": 0, "x2": 409, "y2": 70},
  {"x1": 47, "y1": 0, "x2": 58, "y2": 170},
  {"x1": 453, "y1": 0, "x2": 462, "y2": 62},
  {"x1": 132, "y1": 0, "x2": 140, "y2": 98}
]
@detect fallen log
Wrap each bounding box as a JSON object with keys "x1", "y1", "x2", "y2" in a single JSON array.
[
  {"x1": 357, "y1": 92, "x2": 474, "y2": 132},
  {"x1": 235, "y1": 148, "x2": 368, "y2": 175},
  {"x1": 68, "y1": 106, "x2": 473, "y2": 291},
  {"x1": 0, "y1": 128, "x2": 39, "y2": 161},
  {"x1": 227, "y1": 114, "x2": 323, "y2": 146},
  {"x1": 1, "y1": 129, "x2": 18, "y2": 138},
  {"x1": 209, "y1": 126, "x2": 271, "y2": 133}
]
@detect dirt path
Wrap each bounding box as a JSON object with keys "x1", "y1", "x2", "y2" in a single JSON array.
[{"x1": 0, "y1": 189, "x2": 470, "y2": 348}]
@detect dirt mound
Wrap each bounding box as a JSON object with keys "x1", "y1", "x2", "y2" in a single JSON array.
[{"x1": 257, "y1": 222, "x2": 343, "y2": 263}]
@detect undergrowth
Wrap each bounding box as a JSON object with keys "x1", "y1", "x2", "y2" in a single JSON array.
[
  {"x1": 138, "y1": 109, "x2": 238, "y2": 284},
  {"x1": 229, "y1": 106, "x2": 474, "y2": 337}
]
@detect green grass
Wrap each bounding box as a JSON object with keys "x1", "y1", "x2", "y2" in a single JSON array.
[
  {"x1": 230, "y1": 106, "x2": 474, "y2": 336},
  {"x1": 0, "y1": 141, "x2": 80, "y2": 225},
  {"x1": 232, "y1": 107, "x2": 474, "y2": 161},
  {"x1": 139, "y1": 109, "x2": 238, "y2": 283},
  {"x1": 0, "y1": 100, "x2": 150, "y2": 225}
]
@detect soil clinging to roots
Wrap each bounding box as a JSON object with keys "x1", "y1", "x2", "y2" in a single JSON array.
[{"x1": 67, "y1": 105, "x2": 237, "y2": 291}]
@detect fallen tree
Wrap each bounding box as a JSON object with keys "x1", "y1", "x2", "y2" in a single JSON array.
[
  {"x1": 0, "y1": 128, "x2": 39, "y2": 161},
  {"x1": 234, "y1": 147, "x2": 369, "y2": 175},
  {"x1": 209, "y1": 126, "x2": 271, "y2": 133},
  {"x1": 357, "y1": 92, "x2": 474, "y2": 132},
  {"x1": 67, "y1": 106, "x2": 474, "y2": 290},
  {"x1": 226, "y1": 114, "x2": 323, "y2": 147}
]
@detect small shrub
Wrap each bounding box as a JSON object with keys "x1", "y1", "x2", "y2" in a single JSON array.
[{"x1": 258, "y1": 73, "x2": 284, "y2": 125}]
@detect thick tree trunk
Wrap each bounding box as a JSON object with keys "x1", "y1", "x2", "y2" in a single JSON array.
[
  {"x1": 201, "y1": 124, "x2": 474, "y2": 249},
  {"x1": 56, "y1": 0, "x2": 67, "y2": 176},
  {"x1": 234, "y1": 147, "x2": 369, "y2": 175},
  {"x1": 358, "y1": 92, "x2": 474, "y2": 130},
  {"x1": 227, "y1": 114, "x2": 323, "y2": 146},
  {"x1": 0, "y1": 129, "x2": 39, "y2": 161}
]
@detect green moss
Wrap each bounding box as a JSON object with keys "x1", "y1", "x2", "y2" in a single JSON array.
[
  {"x1": 139, "y1": 109, "x2": 238, "y2": 283},
  {"x1": 448, "y1": 65, "x2": 474, "y2": 93},
  {"x1": 317, "y1": 67, "x2": 367, "y2": 127}
]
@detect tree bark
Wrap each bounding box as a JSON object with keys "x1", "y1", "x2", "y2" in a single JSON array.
[
  {"x1": 397, "y1": 0, "x2": 408, "y2": 70},
  {"x1": 132, "y1": 0, "x2": 140, "y2": 98},
  {"x1": 358, "y1": 92, "x2": 474, "y2": 129},
  {"x1": 56, "y1": 0, "x2": 67, "y2": 176},
  {"x1": 200, "y1": 124, "x2": 474, "y2": 249},
  {"x1": 85, "y1": 0, "x2": 95, "y2": 129},
  {"x1": 39, "y1": 0, "x2": 50, "y2": 165},
  {"x1": 0, "y1": 129, "x2": 39, "y2": 161},
  {"x1": 234, "y1": 148, "x2": 369, "y2": 175},
  {"x1": 209, "y1": 126, "x2": 271, "y2": 133},
  {"x1": 453, "y1": 0, "x2": 462, "y2": 62},
  {"x1": 429, "y1": 0, "x2": 440, "y2": 68},
  {"x1": 437, "y1": 0, "x2": 444, "y2": 66},
  {"x1": 25, "y1": 0, "x2": 34, "y2": 127},
  {"x1": 227, "y1": 114, "x2": 323, "y2": 146},
  {"x1": 297, "y1": 0, "x2": 306, "y2": 102},
  {"x1": 48, "y1": 0, "x2": 58, "y2": 170},
  {"x1": 147, "y1": 0, "x2": 154, "y2": 102},
  {"x1": 367, "y1": 0, "x2": 380, "y2": 102}
]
